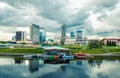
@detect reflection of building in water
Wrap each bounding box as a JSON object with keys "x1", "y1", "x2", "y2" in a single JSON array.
[
  {"x1": 29, "y1": 59, "x2": 39, "y2": 72},
  {"x1": 39, "y1": 59, "x2": 45, "y2": 67},
  {"x1": 14, "y1": 58, "x2": 23, "y2": 64},
  {"x1": 60, "y1": 65, "x2": 66, "y2": 72},
  {"x1": 88, "y1": 60, "x2": 102, "y2": 68},
  {"x1": 76, "y1": 60, "x2": 82, "y2": 66}
]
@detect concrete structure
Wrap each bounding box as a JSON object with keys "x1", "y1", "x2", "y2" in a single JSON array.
[
  {"x1": 54, "y1": 37, "x2": 61, "y2": 44},
  {"x1": 54, "y1": 37, "x2": 88, "y2": 45},
  {"x1": 16, "y1": 31, "x2": 26, "y2": 41},
  {"x1": 61, "y1": 24, "x2": 66, "y2": 37},
  {"x1": 65, "y1": 38, "x2": 77, "y2": 45},
  {"x1": 30, "y1": 24, "x2": 40, "y2": 44},
  {"x1": 61, "y1": 24, "x2": 66, "y2": 45}
]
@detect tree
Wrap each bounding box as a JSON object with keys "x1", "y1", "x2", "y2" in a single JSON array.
[{"x1": 88, "y1": 40, "x2": 103, "y2": 49}]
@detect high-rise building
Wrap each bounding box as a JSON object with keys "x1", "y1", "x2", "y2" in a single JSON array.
[
  {"x1": 61, "y1": 24, "x2": 66, "y2": 37},
  {"x1": 61, "y1": 24, "x2": 66, "y2": 45},
  {"x1": 76, "y1": 30, "x2": 82, "y2": 39},
  {"x1": 16, "y1": 31, "x2": 26, "y2": 41},
  {"x1": 70, "y1": 31, "x2": 75, "y2": 38},
  {"x1": 30, "y1": 24, "x2": 40, "y2": 44},
  {"x1": 39, "y1": 27, "x2": 46, "y2": 42}
]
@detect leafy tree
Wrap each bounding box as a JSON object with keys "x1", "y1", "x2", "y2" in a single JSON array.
[
  {"x1": 0, "y1": 41, "x2": 5, "y2": 44},
  {"x1": 88, "y1": 40, "x2": 103, "y2": 49}
]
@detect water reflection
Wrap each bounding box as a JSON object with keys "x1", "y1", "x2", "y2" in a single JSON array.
[
  {"x1": 14, "y1": 58, "x2": 23, "y2": 64},
  {"x1": 60, "y1": 65, "x2": 67, "y2": 72},
  {"x1": 88, "y1": 59, "x2": 103, "y2": 68},
  {"x1": 29, "y1": 59, "x2": 39, "y2": 72},
  {"x1": 0, "y1": 57, "x2": 120, "y2": 78}
]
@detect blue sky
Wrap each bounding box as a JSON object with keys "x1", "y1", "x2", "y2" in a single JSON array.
[{"x1": 0, "y1": 0, "x2": 120, "y2": 40}]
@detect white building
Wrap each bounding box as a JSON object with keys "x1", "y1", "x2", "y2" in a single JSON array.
[
  {"x1": 65, "y1": 38, "x2": 76, "y2": 45},
  {"x1": 54, "y1": 37, "x2": 61, "y2": 44},
  {"x1": 54, "y1": 37, "x2": 76, "y2": 45},
  {"x1": 103, "y1": 38, "x2": 120, "y2": 46}
]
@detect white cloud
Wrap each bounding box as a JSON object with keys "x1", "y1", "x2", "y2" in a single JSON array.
[{"x1": 0, "y1": 0, "x2": 120, "y2": 40}]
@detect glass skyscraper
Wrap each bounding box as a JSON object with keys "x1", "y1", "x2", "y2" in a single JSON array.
[
  {"x1": 61, "y1": 24, "x2": 66, "y2": 37},
  {"x1": 76, "y1": 30, "x2": 82, "y2": 39},
  {"x1": 70, "y1": 31, "x2": 75, "y2": 38},
  {"x1": 61, "y1": 24, "x2": 66, "y2": 45},
  {"x1": 39, "y1": 31, "x2": 46, "y2": 42},
  {"x1": 30, "y1": 24, "x2": 40, "y2": 44},
  {"x1": 39, "y1": 27, "x2": 46, "y2": 43}
]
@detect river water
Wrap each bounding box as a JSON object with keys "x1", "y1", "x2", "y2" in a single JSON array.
[{"x1": 0, "y1": 56, "x2": 120, "y2": 78}]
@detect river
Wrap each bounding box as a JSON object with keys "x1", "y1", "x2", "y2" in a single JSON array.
[{"x1": 0, "y1": 56, "x2": 120, "y2": 78}]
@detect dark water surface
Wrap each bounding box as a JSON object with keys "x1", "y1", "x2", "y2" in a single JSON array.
[{"x1": 0, "y1": 57, "x2": 120, "y2": 78}]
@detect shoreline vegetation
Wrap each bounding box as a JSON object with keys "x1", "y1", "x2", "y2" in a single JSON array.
[{"x1": 0, "y1": 46, "x2": 120, "y2": 54}]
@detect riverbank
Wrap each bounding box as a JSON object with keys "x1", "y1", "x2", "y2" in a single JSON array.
[
  {"x1": 0, "y1": 46, "x2": 120, "y2": 54},
  {"x1": 63, "y1": 46, "x2": 120, "y2": 54},
  {"x1": 0, "y1": 48, "x2": 44, "y2": 54}
]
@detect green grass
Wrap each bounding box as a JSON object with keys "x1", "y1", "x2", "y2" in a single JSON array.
[
  {"x1": 69, "y1": 48, "x2": 107, "y2": 54},
  {"x1": 0, "y1": 48, "x2": 44, "y2": 54},
  {"x1": 62, "y1": 45, "x2": 83, "y2": 49},
  {"x1": 0, "y1": 46, "x2": 119, "y2": 54},
  {"x1": 63, "y1": 45, "x2": 120, "y2": 54}
]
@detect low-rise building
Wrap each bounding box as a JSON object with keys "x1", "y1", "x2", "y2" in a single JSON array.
[{"x1": 103, "y1": 38, "x2": 120, "y2": 46}]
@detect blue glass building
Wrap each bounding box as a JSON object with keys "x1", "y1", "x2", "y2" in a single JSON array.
[
  {"x1": 70, "y1": 32, "x2": 75, "y2": 38},
  {"x1": 76, "y1": 30, "x2": 82, "y2": 39}
]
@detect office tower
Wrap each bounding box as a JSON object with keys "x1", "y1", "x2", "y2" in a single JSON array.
[
  {"x1": 70, "y1": 31, "x2": 75, "y2": 38},
  {"x1": 76, "y1": 30, "x2": 82, "y2": 39},
  {"x1": 30, "y1": 24, "x2": 40, "y2": 44},
  {"x1": 61, "y1": 24, "x2": 66, "y2": 45},
  {"x1": 61, "y1": 24, "x2": 66, "y2": 37},
  {"x1": 39, "y1": 27, "x2": 46, "y2": 42},
  {"x1": 16, "y1": 31, "x2": 26, "y2": 41}
]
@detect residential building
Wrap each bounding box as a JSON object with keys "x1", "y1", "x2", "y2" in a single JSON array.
[
  {"x1": 103, "y1": 38, "x2": 120, "y2": 46},
  {"x1": 16, "y1": 31, "x2": 26, "y2": 41}
]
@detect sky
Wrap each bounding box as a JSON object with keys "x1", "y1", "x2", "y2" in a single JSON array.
[{"x1": 0, "y1": 0, "x2": 120, "y2": 40}]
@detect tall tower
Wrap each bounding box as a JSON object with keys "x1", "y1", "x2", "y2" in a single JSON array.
[
  {"x1": 76, "y1": 30, "x2": 82, "y2": 39},
  {"x1": 39, "y1": 27, "x2": 46, "y2": 43},
  {"x1": 61, "y1": 24, "x2": 66, "y2": 37},
  {"x1": 61, "y1": 24, "x2": 66, "y2": 45},
  {"x1": 16, "y1": 31, "x2": 26, "y2": 41},
  {"x1": 30, "y1": 24, "x2": 40, "y2": 44}
]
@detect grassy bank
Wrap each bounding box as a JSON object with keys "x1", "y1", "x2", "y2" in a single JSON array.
[
  {"x1": 0, "y1": 48, "x2": 44, "y2": 54},
  {"x1": 0, "y1": 46, "x2": 120, "y2": 54},
  {"x1": 63, "y1": 45, "x2": 120, "y2": 54}
]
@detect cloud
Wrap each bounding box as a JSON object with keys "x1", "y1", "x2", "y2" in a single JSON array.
[{"x1": 0, "y1": 0, "x2": 120, "y2": 40}]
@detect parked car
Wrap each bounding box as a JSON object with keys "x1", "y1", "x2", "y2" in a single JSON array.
[{"x1": 74, "y1": 53, "x2": 87, "y2": 59}]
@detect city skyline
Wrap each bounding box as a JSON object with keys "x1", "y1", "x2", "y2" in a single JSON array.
[{"x1": 0, "y1": 0, "x2": 120, "y2": 40}]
